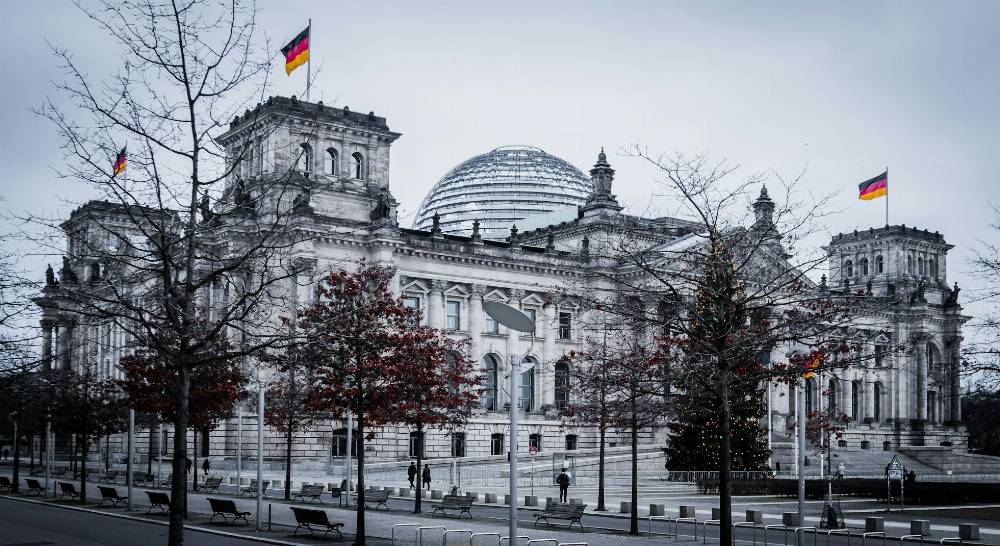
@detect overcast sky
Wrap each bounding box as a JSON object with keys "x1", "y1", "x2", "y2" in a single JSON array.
[{"x1": 1, "y1": 1, "x2": 998, "y2": 314}]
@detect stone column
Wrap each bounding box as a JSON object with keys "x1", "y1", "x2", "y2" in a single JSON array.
[
  {"x1": 470, "y1": 285, "x2": 485, "y2": 353},
  {"x1": 915, "y1": 338, "x2": 927, "y2": 421},
  {"x1": 508, "y1": 290, "x2": 525, "y2": 410},
  {"x1": 541, "y1": 298, "x2": 556, "y2": 408},
  {"x1": 41, "y1": 320, "x2": 53, "y2": 371},
  {"x1": 951, "y1": 337, "x2": 962, "y2": 422},
  {"x1": 864, "y1": 375, "x2": 875, "y2": 422},
  {"x1": 59, "y1": 322, "x2": 74, "y2": 370},
  {"x1": 428, "y1": 280, "x2": 445, "y2": 330}
]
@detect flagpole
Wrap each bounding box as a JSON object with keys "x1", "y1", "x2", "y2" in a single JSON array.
[{"x1": 306, "y1": 19, "x2": 312, "y2": 102}]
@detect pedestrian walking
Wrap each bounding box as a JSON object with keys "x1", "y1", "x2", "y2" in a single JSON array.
[
  {"x1": 557, "y1": 467, "x2": 570, "y2": 502},
  {"x1": 202, "y1": 458, "x2": 211, "y2": 476},
  {"x1": 185, "y1": 457, "x2": 192, "y2": 475},
  {"x1": 837, "y1": 462, "x2": 846, "y2": 479},
  {"x1": 407, "y1": 462, "x2": 417, "y2": 489},
  {"x1": 422, "y1": 465, "x2": 431, "y2": 491},
  {"x1": 1, "y1": 448, "x2": 7, "y2": 460}
]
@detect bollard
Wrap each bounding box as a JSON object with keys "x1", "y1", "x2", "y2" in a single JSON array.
[
  {"x1": 910, "y1": 520, "x2": 930, "y2": 536},
  {"x1": 620, "y1": 501, "x2": 632, "y2": 513},
  {"x1": 398, "y1": 488, "x2": 410, "y2": 498},
  {"x1": 746, "y1": 510, "x2": 763, "y2": 524},
  {"x1": 504, "y1": 494, "x2": 511, "y2": 505},
  {"x1": 712, "y1": 508, "x2": 722, "y2": 520},
  {"x1": 466, "y1": 491, "x2": 479, "y2": 501},
  {"x1": 524, "y1": 495, "x2": 538, "y2": 506},
  {"x1": 960, "y1": 524, "x2": 980, "y2": 541},
  {"x1": 650, "y1": 504, "x2": 665, "y2": 516},
  {"x1": 546, "y1": 496, "x2": 556, "y2": 505},
  {"x1": 783, "y1": 512, "x2": 799, "y2": 526},
  {"x1": 485, "y1": 493, "x2": 498, "y2": 503},
  {"x1": 865, "y1": 517, "x2": 884, "y2": 532},
  {"x1": 431, "y1": 489, "x2": 443, "y2": 499},
  {"x1": 681, "y1": 505, "x2": 697, "y2": 519}
]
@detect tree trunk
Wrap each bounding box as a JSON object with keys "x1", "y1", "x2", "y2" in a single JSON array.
[
  {"x1": 413, "y1": 422, "x2": 423, "y2": 514},
  {"x1": 596, "y1": 423, "x2": 606, "y2": 511},
  {"x1": 719, "y1": 378, "x2": 733, "y2": 546},
  {"x1": 193, "y1": 429, "x2": 198, "y2": 492},
  {"x1": 629, "y1": 416, "x2": 639, "y2": 535},
  {"x1": 79, "y1": 429, "x2": 88, "y2": 504},
  {"x1": 29, "y1": 431, "x2": 35, "y2": 472},
  {"x1": 70, "y1": 434, "x2": 76, "y2": 473},
  {"x1": 284, "y1": 424, "x2": 293, "y2": 500},
  {"x1": 355, "y1": 414, "x2": 366, "y2": 546},
  {"x1": 168, "y1": 365, "x2": 191, "y2": 546},
  {"x1": 147, "y1": 415, "x2": 156, "y2": 474},
  {"x1": 11, "y1": 417, "x2": 20, "y2": 494}
]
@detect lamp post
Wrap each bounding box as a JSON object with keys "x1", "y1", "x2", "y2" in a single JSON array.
[
  {"x1": 127, "y1": 408, "x2": 135, "y2": 510},
  {"x1": 483, "y1": 301, "x2": 536, "y2": 544},
  {"x1": 256, "y1": 385, "x2": 265, "y2": 532}
]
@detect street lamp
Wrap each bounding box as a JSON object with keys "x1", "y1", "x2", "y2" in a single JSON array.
[{"x1": 483, "y1": 301, "x2": 535, "y2": 544}]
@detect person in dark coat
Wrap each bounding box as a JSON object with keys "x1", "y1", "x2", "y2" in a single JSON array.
[
  {"x1": 202, "y1": 458, "x2": 211, "y2": 476},
  {"x1": 422, "y1": 465, "x2": 432, "y2": 491},
  {"x1": 557, "y1": 467, "x2": 571, "y2": 502},
  {"x1": 407, "y1": 462, "x2": 417, "y2": 489},
  {"x1": 185, "y1": 457, "x2": 192, "y2": 475}
]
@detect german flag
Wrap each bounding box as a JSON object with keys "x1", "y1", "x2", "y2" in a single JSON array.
[
  {"x1": 281, "y1": 27, "x2": 309, "y2": 76},
  {"x1": 802, "y1": 352, "x2": 820, "y2": 379},
  {"x1": 112, "y1": 147, "x2": 126, "y2": 177},
  {"x1": 858, "y1": 171, "x2": 887, "y2": 201}
]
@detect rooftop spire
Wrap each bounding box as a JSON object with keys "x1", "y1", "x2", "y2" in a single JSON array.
[{"x1": 582, "y1": 147, "x2": 622, "y2": 213}]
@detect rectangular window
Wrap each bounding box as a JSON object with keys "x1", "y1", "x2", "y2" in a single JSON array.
[
  {"x1": 409, "y1": 431, "x2": 424, "y2": 458},
  {"x1": 446, "y1": 300, "x2": 461, "y2": 330},
  {"x1": 485, "y1": 314, "x2": 499, "y2": 334},
  {"x1": 451, "y1": 433, "x2": 466, "y2": 458},
  {"x1": 564, "y1": 435, "x2": 578, "y2": 451},
  {"x1": 529, "y1": 433, "x2": 542, "y2": 453},
  {"x1": 524, "y1": 308, "x2": 537, "y2": 336},
  {"x1": 403, "y1": 296, "x2": 420, "y2": 310},
  {"x1": 491, "y1": 433, "x2": 504, "y2": 456},
  {"x1": 874, "y1": 344, "x2": 886, "y2": 367},
  {"x1": 558, "y1": 312, "x2": 572, "y2": 340}
]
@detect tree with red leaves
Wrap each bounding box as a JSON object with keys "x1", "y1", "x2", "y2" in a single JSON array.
[
  {"x1": 264, "y1": 344, "x2": 322, "y2": 500},
  {"x1": 119, "y1": 336, "x2": 246, "y2": 502},
  {"x1": 299, "y1": 262, "x2": 432, "y2": 545},
  {"x1": 394, "y1": 334, "x2": 480, "y2": 513}
]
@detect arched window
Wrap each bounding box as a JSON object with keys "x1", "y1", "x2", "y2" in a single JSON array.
[
  {"x1": 408, "y1": 430, "x2": 424, "y2": 458},
  {"x1": 298, "y1": 143, "x2": 312, "y2": 173},
  {"x1": 873, "y1": 382, "x2": 883, "y2": 422},
  {"x1": 245, "y1": 144, "x2": 254, "y2": 178},
  {"x1": 327, "y1": 148, "x2": 338, "y2": 176},
  {"x1": 450, "y1": 433, "x2": 466, "y2": 457},
  {"x1": 481, "y1": 355, "x2": 499, "y2": 411},
  {"x1": 805, "y1": 378, "x2": 815, "y2": 413},
  {"x1": 352, "y1": 152, "x2": 364, "y2": 179},
  {"x1": 331, "y1": 428, "x2": 358, "y2": 457},
  {"x1": 861, "y1": 258, "x2": 869, "y2": 276},
  {"x1": 828, "y1": 379, "x2": 838, "y2": 414},
  {"x1": 519, "y1": 357, "x2": 536, "y2": 411},
  {"x1": 554, "y1": 361, "x2": 570, "y2": 410},
  {"x1": 851, "y1": 380, "x2": 862, "y2": 419},
  {"x1": 929, "y1": 258, "x2": 937, "y2": 279},
  {"x1": 918, "y1": 257, "x2": 924, "y2": 276},
  {"x1": 844, "y1": 260, "x2": 853, "y2": 279},
  {"x1": 876, "y1": 255, "x2": 884, "y2": 274}
]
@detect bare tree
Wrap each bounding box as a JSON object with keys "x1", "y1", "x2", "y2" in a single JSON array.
[
  {"x1": 29, "y1": 2, "x2": 315, "y2": 543},
  {"x1": 567, "y1": 150, "x2": 887, "y2": 545},
  {"x1": 967, "y1": 206, "x2": 1000, "y2": 391}
]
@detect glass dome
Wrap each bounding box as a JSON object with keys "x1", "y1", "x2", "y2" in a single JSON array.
[{"x1": 413, "y1": 145, "x2": 592, "y2": 238}]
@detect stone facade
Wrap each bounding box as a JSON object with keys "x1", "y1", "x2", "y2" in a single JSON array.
[{"x1": 36, "y1": 96, "x2": 968, "y2": 469}]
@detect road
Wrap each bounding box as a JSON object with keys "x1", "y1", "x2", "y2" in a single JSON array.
[{"x1": 0, "y1": 496, "x2": 274, "y2": 546}]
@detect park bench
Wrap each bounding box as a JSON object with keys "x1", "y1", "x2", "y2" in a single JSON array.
[
  {"x1": 146, "y1": 491, "x2": 170, "y2": 513},
  {"x1": 99, "y1": 470, "x2": 120, "y2": 483},
  {"x1": 133, "y1": 472, "x2": 154, "y2": 487},
  {"x1": 290, "y1": 507, "x2": 344, "y2": 538},
  {"x1": 534, "y1": 501, "x2": 587, "y2": 529},
  {"x1": 51, "y1": 467, "x2": 67, "y2": 478},
  {"x1": 98, "y1": 485, "x2": 128, "y2": 507},
  {"x1": 361, "y1": 489, "x2": 389, "y2": 510},
  {"x1": 431, "y1": 494, "x2": 474, "y2": 518},
  {"x1": 74, "y1": 468, "x2": 94, "y2": 480},
  {"x1": 293, "y1": 484, "x2": 325, "y2": 503},
  {"x1": 0, "y1": 476, "x2": 12, "y2": 493},
  {"x1": 329, "y1": 485, "x2": 344, "y2": 507},
  {"x1": 208, "y1": 497, "x2": 250, "y2": 526},
  {"x1": 58, "y1": 481, "x2": 80, "y2": 500},
  {"x1": 25, "y1": 478, "x2": 44, "y2": 495},
  {"x1": 238, "y1": 479, "x2": 269, "y2": 498},
  {"x1": 155, "y1": 473, "x2": 172, "y2": 488},
  {"x1": 202, "y1": 477, "x2": 223, "y2": 493}
]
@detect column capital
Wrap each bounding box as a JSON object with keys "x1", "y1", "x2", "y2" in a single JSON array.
[
  {"x1": 471, "y1": 283, "x2": 488, "y2": 297},
  {"x1": 430, "y1": 280, "x2": 447, "y2": 293}
]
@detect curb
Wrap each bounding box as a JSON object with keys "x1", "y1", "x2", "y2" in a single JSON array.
[{"x1": 0, "y1": 494, "x2": 305, "y2": 546}]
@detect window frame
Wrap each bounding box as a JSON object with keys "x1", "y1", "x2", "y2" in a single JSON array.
[
  {"x1": 558, "y1": 311, "x2": 573, "y2": 340},
  {"x1": 490, "y1": 433, "x2": 504, "y2": 456},
  {"x1": 352, "y1": 151, "x2": 364, "y2": 179},
  {"x1": 451, "y1": 432, "x2": 466, "y2": 458},
  {"x1": 298, "y1": 143, "x2": 313, "y2": 173},
  {"x1": 564, "y1": 434, "x2": 578, "y2": 451},
  {"x1": 446, "y1": 300, "x2": 461, "y2": 331}
]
